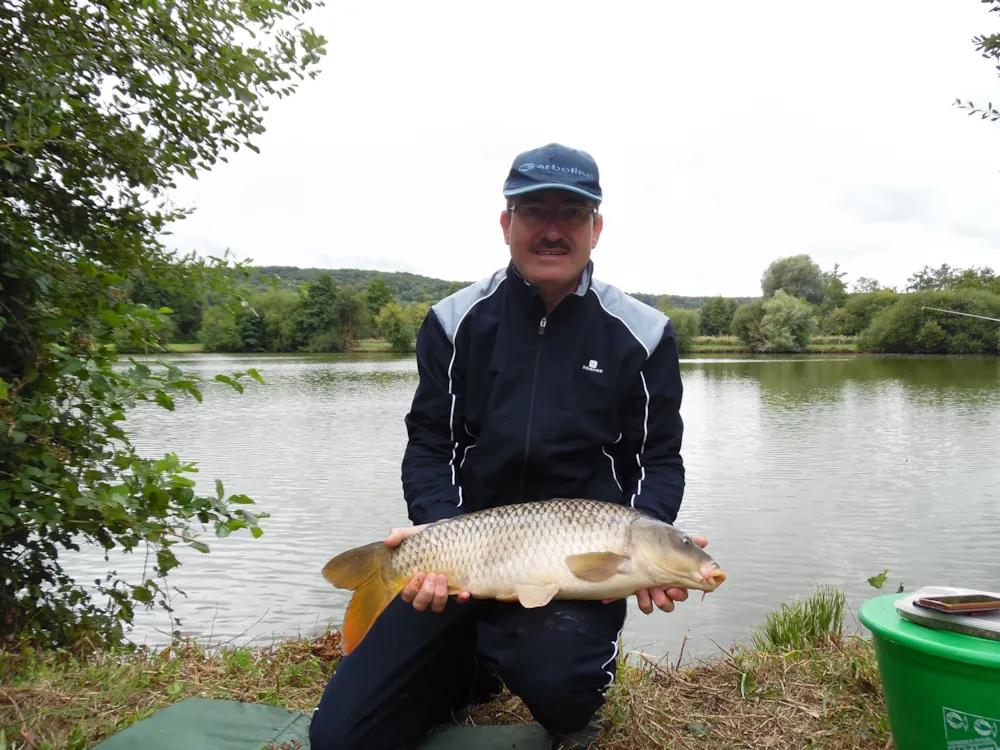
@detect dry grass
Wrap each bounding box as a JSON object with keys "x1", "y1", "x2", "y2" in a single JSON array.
[
  {"x1": 0, "y1": 602, "x2": 891, "y2": 750},
  {"x1": 464, "y1": 635, "x2": 890, "y2": 749},
  {"x1": 0, "y1": 631, "x2": 343, "y2": 750}
]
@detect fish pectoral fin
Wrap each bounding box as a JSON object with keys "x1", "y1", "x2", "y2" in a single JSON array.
[
  {"x1": 564, "y1": 552, "x2": 631, "y2": 583},
  {"x1": 513, "y1": 583, "x2": 560, "y2": 608}
]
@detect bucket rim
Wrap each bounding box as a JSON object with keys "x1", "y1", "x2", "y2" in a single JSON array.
[{"x1": 859, "y1": 594, "x2": 1000, "y2": 669}]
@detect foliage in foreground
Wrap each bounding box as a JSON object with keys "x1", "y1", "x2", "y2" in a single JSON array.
[
  {"x1": 0, "y1": 586, "x2": 891, "y2": 750},
  {"x1": 0, "y1": 0, "x2": 326, "y2": 646}
]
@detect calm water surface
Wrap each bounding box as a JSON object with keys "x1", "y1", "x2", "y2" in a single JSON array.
[{"x1": 65, "y1": 353, "x2": 1000, "y2": 662}]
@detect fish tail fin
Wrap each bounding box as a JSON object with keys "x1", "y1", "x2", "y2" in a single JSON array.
[{"x1": 322, "y1": 542, "x2": 407, "y2": 654}]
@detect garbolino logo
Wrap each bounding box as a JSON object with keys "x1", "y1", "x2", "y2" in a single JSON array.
[{"x1": 518, "y1": 162, "x2": 595, "y2": 179}]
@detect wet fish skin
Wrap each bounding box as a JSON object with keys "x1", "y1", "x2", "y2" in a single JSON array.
[{"x1": 322, "y1": 498, "x2": 725, "y2": 654}]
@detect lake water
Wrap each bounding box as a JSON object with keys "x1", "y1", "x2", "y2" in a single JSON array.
[{"x1": 64, "y1": 352, "x2": 1000, "y2": 663}]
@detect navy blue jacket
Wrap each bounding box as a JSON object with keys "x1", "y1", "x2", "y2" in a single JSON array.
[{"x1": 401, "y1": 260, "x2": 685, "y2": 527}]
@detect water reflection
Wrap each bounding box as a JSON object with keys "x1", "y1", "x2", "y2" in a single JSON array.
[{"x1": 64, "y1": 353, "x2": 1000, "y2": 662}]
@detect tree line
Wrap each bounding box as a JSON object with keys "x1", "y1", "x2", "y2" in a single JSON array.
[
  {"x1": 135, "y1": 255, "x2": 1000, "y2": 357},
  {"x1": 658, "y1": 256, "x2": 1000, "y2": 355},
  {"x1": 194, "y1": 274, "x2": 430, "y2": 354}
]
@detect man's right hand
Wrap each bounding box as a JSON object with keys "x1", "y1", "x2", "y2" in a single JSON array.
[{"x1": 384, "y1": 524, "x2": 471, "y2": 613}]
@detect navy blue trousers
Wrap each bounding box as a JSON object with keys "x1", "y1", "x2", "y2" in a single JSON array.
[{"x1": 308, "y1": 594, "x2": 628, "y2": 750}]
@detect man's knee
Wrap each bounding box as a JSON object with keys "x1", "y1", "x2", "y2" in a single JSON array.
[
  {"x1": 307, "y1": 705, "x2": 356, "y2": 750},
  {"x1": 483, "y1": 599, "x2": 626, "y2": 734}
]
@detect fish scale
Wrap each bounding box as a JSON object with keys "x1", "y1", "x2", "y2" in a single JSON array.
[
  {"x1": 322, "y1": 497, "x2": 725, "y2": 653},
  {"x1": 387, "y1": 499, "x2": 635, "y2": 595}
]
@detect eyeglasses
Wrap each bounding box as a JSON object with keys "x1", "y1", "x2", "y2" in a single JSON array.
[{"x1": 509, "y1": 203, "x2": 597, "y2": 226}]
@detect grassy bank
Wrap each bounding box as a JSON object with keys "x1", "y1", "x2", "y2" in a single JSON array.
[
  {"x1": 0, "y1": 587, "x2": 891, "y2": 749},
  {"x1": 689, "y1": 335, "x2": 859, "y2": 355},
  {"x1": 349, "y1": 338, "x2": 395, "y2": 352},
  {"x1": 165, "y1": 342, "x2": 204, "y2": 353},
  {"x1": 165, "y1": 336, "x2": 861, "y2": 357}
]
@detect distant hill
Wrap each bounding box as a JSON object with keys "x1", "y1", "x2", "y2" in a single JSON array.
[
  {"x1": 250, "y1": 266, "x2": 470, "y2": 304},
  {"x1": 250, "y1": 266, "x2": 755, "y2": 309}
]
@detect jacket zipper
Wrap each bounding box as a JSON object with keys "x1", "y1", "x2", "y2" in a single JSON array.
[{"x1": 520, "y1": 315, "x2": 546, "y2": 500}]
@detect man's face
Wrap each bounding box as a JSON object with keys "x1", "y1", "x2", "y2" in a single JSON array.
[{"x1": 500, "y1": 189, "x2": 604, "y2": 293}]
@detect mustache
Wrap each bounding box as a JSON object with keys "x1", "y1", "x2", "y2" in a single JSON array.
[{"x1": 531, "y1": 239, "x2": 572, "y2": 252}]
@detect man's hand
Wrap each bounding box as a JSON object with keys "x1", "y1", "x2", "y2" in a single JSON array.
[
  {"x1": 383, "y1": 524, "x2": 471, "y2": 613},
  {"x1": 630, "y1": 535, "x2": 709, "y2": 614}
]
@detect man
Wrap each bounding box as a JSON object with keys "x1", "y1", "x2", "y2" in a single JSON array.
[{"x1": 309, "y1": 143, "x2": 701, "y2": 750}]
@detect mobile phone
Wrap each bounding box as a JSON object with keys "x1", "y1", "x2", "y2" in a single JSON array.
[{"x1": 914, "y1": 594, "x2": 1000, "y2": 613}]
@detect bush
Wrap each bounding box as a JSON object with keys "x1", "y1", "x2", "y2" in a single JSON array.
[
  {"x1": 759, "y1": 291, "x2": 818, "y2": 352},
  {"x1": 0, "y1": 0, "x2": 325, "y2": 647},
  {"x1": 698, "y1": 296, "x2": 739, "y2": 336},
  {"x1": 840, "y1": 291, "x2": 900, "y2": 335},
  {"x1": 859, "y1": 289, "x2": 1000, "y2": 354},
  {"x1": 663, "y1": 308, "x2": 700, "y2": 353},
  {"x1": 376, "y1": 303, "x2": 415, "y2": 352},
  {"x1": 731, "y1": 299, "x2": 766, "y2": 349},
  {"x1": 732, "y1": 293, "x2": 816, "y2": 352}
]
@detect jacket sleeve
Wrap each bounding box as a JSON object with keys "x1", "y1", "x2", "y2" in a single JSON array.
[
  {"x1": 621, "y1": 319, "x2": 685, "y2": 524},
  {"x1": 401, "y1": 309, "x2": 468, "y2": 526}
]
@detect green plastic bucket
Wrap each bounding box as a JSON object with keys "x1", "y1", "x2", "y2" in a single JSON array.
[{"x1": 859, "y1": 593, "x2": 1000, "y2": 749}]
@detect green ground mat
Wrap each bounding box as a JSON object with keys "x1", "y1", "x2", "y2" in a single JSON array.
[{"x1": 92, "y1": 697, "x2": 552, "y2": 749}]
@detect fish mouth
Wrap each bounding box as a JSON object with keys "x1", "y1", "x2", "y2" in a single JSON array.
[{"x1": 699, "y1": 564, "x2": 727, "y2": 589}]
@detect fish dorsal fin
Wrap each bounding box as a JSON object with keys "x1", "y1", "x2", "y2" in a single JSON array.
[
  {"x1": 565, "y1": 551, "x2": 631, "y2": 582},
  {"x1": 514, "y1": 583, "x2": 560, "y2": 608}
]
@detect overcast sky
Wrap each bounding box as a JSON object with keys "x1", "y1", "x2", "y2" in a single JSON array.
[{"x1": 160, "y1": 1, "x2": 1000, "y2": 298}]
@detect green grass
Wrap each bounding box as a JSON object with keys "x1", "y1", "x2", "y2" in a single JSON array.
[
  {"x1": 749, "y1": 585, "x2": 848, "y2": 653},
  {"x1": 349, "y1": 339, "x2": 393, "y2": 352},
  {"x1": 165, "y1": 342, "x2": 204, "y2": 353},
  {"x1": 686, "y1": 335, "x2": 860, "y2": 355},
  {"x1": 0, "y1": 588, "x2": 891, "y2": 750},
  {"x1": 162, "y1": 336, "x2": 863, "y2": 357}
]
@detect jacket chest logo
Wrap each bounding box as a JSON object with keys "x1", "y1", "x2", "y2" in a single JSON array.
[{"x1": 582, "y1": 359, "x2": 603, "y2": 374}]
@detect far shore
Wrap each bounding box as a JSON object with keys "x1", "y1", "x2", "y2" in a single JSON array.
[{"x1": 165, "y1": 335, "x2": 865, "y2": 356}]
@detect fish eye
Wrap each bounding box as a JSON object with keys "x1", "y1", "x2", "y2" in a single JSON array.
[{"x1": 680, "y1": 536, "x2": 691, "y2": 546}]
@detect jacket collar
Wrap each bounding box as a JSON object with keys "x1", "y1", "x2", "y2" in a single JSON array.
[{"x1": 505, "y1": 259, "x2": 594, "y2": 315}]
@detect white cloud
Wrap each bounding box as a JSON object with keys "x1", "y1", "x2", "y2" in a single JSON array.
[{"x1": 159, "y1": 0, "x2": 1000, "y2": 298}]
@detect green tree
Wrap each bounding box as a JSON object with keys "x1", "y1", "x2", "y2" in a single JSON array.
[
  {"x1": 235, "y1": 309, "x2": 266, "y2": 352},
  {"x1": 821, "y1": 263, "x2": 848, "y2": 314},
  {"x1": 905, "y1": 264, "x2": 959, "y2": 292},
  {"x1": 851, "y1": 276, "x2": 887, "y2": 294},
  {"x1": 405, "y1": 301, "x2": 431, "y2": 333},
  {"x1": 376, "y1": 303, "x2": 415, "y2": 352},
  {"x1": 731, "y1": 299, "x2": 767, "y2": 350},
  {"x1": 365, "y1": 276, "x2": 395, "y2": 320},
  {"x1": 336, "y1": 285, "x2": 365, "y2": 349},
  {"x1": 199, "y1": 306, "x2": 242, "y2": 352},
  {"x1": 250, "y1": 290, "x2": 302, "y2": 352},
  {"x1": 698, "y1": 296, "x2": 739, "y2": 336},
  {"x1": 0, "y1": 0, "x2": 325, "y2": 645},
  {"x1": 758, "y1": 291, "x2": 818, "y2": 352},
  {"x1": 761, "y1": 254, "x2": 826, "y2": 306},
  {"x1": 293, "y1": 274, "x2": 342, "y2": 352}
]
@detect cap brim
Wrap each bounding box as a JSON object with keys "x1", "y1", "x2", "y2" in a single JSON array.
[{"x1": 503, "y1": 183, "x2": 602, "y2": 203}]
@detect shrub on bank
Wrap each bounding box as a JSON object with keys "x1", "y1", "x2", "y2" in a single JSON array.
[
  {"x1": 823, "y1": 290, "x2": 901, "y2": 336},
  {"x1": 662, "y1": 307, "x2": 700, "y2": 352},
  {"x1": 858, "y1": 289, "x2": 1000, "y2": 354},
  {"x1": 730, "y1": 292, "x2": 817, "y2": 353}
]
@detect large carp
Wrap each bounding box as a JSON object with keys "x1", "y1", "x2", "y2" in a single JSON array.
[{"x1": 322, "y1": 498, "x2": 726, "y2": 654}]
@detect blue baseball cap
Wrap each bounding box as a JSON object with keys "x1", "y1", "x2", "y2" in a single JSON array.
[{"x1": 502, "y1": 143, "x2": 602, "y2": 204}]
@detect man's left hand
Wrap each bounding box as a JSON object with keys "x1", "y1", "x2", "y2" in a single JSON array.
[{"x1": 606, "y1": 535, "x2": 709, "y2": 613}]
